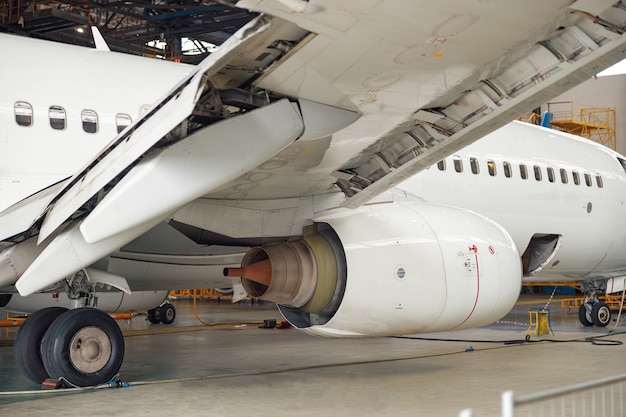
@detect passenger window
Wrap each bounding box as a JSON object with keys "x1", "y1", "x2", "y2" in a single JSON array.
[
  {"x1": 533, "y1": 165, "x2": 542, "y2": 181},
  {"x1": 596, "y1": 175, "x2": 603, "y2": 188},
  {"x1": 470, "y1": 157, "x2": 480, "y2": 175},
  {"x1": 572, "y1": 171, "x2": 580, "y2": 185},
  {"x1": 487, "y1": 160, "x2": 496, "y2": 176},
  {"x1": 14, "y1": 101, "x2": 33, "y2": 127},
  {"x1": 547, "y1": 167, "x2": 555, "y2": 183},
  {"x1": 116, "y1": 113, "x2": 132, "y2": 134},
  {"x1": 584, "y1": 172, "x2": 592, "y2": 187},
  {"x1": 49, "y1": 106, "x2": 66, "y2": 130},
  {"x1": 437, "y1": 160, "x2": 446, "y2": 171},
  {"x1": 503, "y1": 161, "x2": 512, "y2": 178},
  {"x1": 560, "y1": 168, "x2": 568, "y2": 184},
  {"x1": 453, "y1": 156, "x2": 463, "y2": 173},
  {"x1": 81, "y1": 109, "x2": 98, "y2": 134},
  {"x1": 520, "y1": 164, "x2": 528, "y2": 180}
]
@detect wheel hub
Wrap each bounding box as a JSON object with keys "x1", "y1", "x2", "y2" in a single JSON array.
[{"x1": 69, "y1": 326, "x2": 111, "y2": 373}]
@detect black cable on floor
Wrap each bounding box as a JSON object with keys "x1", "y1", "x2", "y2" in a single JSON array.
[{"x1": 393, "y1": 330, "x2": 626, "y2": 346}]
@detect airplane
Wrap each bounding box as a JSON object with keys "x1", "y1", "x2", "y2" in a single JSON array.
[{"x1": 2, "y1": 0, "x2": 626, "y2": 388}]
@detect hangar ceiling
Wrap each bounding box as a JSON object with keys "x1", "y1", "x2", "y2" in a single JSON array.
[{"x1": 0, "y1": 1, "x2": 255, "y2": 63}]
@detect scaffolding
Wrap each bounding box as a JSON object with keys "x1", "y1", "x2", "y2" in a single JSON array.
[{"x1": 546, "y1": 101, "x2": 617, "y2": 150}]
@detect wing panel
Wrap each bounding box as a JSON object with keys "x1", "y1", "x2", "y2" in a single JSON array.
[
  {"x1": 37, "y1": 15, "x2": 273, "y2": 243},
  {"x1": 79, "y1": 99, "x2": 304, "y2": 244}
]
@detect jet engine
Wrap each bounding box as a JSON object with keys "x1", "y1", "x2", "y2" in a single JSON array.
[{"x1": 225, "y1": 201, "x2": 521, "y2": 337}]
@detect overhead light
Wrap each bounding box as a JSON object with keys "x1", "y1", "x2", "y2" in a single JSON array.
[{"x1": 75, "y1": 27, "x2": 86, "y2": 34}]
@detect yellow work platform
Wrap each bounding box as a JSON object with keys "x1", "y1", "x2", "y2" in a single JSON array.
[
  {"x1": 526, "y1": 308, "x2": 554, "y2": 337},
  {"x1": 549, "y1": 119, "x2": 605, "y2": 134},
  {"x1": 561, "y1": 294, "x2": 625, "y2": 310}
]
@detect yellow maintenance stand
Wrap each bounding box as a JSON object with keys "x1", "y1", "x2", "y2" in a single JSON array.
[{"x1": 526, "y1": 308, "x2": 554, "y2": 337}]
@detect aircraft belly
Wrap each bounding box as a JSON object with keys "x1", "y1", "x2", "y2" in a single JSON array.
[{"x1": 107, "y1": 254, "x2": 242, "y2": 292}]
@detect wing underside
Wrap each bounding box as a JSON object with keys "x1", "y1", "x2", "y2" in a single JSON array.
[{"x1": 4, "y1": 0, "x2": 626, "y2": 295}]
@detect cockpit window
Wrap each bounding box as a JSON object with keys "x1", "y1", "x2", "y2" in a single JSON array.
[
  {"x1": 15, "y1": 101, "x2": 33, "y2": 127},
  {"x1": 81, "y1": 109, "x2": 98, "y2": 134},
  {"x1": 618, "y1": 157, "x2": 626, "y2": 174}
]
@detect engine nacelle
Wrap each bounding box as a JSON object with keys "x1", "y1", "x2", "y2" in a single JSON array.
[
  {"x1": 0, "y1": 290, "x2": 169, "y2": 315},
  {"x1": 225, "y1": 201, "x2": 521, "y2": 337}
]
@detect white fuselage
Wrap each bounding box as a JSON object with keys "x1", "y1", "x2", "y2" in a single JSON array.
[
  {"x1": 400, "y1": 121, "x2": 626, "y2": 282},
  {"x1": 0, "y1": 34, "x2": 191, "y2": 212}
]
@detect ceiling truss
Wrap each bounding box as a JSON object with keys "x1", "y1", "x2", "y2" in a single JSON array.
[{"x1": 0, "y1": 0, "x2": 255, "y2": 63}]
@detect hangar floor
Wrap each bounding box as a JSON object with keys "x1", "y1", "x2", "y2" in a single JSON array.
[{"x1": 1, "y1": 293, "x2": 626, "y2": 417}]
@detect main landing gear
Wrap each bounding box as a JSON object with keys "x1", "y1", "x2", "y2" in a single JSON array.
[
  {"x1": 14, "y1": 271, "x2": 125, "y2": 387},
  {"x1": 578, "y1": 301, "x2": 611, "y2": 327},
  {"x1": 578, "y1": 286, "x2": 612, "y2": 329},
  {"x1": 14, "y1": 307, "x2": 124, "y2": 387},
  {"x1": 147, "y1": 302, "x2": 176, "y2": 324}
]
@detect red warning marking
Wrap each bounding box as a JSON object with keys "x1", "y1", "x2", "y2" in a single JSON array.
[
  {"x1": 468, "y1": 244, "x2": 478, "y2": 253},
  {"x1": 488, "y1": 246, "x2": 495, "y2": 255}
]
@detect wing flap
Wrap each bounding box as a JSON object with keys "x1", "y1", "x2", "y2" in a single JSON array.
[
  {"x1": 79, "y1": 99, "x2": 304, "y2": 244},
  {"x1": 0, "y1": 180, "x2": 68, "y2": 242},
  {"x1": 37, "y1": 15, "x2": 273, "y2": 243}
]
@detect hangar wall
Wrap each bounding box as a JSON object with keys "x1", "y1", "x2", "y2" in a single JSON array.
[{"x1": 542, "y1": 74, "x2": 626, "y2": 155}]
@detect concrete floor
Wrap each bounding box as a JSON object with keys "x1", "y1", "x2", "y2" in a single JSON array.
[{"x1": 1, "y1": 293, "x2": 626, "y2": 416}]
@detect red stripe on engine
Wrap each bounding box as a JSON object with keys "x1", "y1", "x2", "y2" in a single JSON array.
[{"x1": 457, "y1": 252, "x2": 480, "y2": 327}]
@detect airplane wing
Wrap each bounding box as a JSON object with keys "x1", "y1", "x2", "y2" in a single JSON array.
[{"x1": 10, "y1": 0, "x2": 626, "y2": 295}]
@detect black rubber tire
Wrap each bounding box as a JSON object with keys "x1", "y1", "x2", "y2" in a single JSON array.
[
  {"x1": 159, "y1": 303, "x2": 176, "y2": 325},
  {"x1": 41, "y1": 308, "x2": 124, "y2": 387},
  {"x1": 147, "y1": 307, "x2": 161, "y2": 324},
  {"x1": 591, "y1": 302, "x2": 611, "y2": 327},
  {"x1": 578, "y1": 303, "x2": 594, "y2": 327},
  {"x1": 14, "y1": 307, "x2": 68, "y2": 384}
]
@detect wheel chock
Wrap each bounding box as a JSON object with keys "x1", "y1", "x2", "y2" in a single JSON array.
[
  {"x1": 258, "y1": 319, "x2": 276, "y2": 329},
  {"x1": 42, "y1": 378, "x2": 66, "y2": 390}
]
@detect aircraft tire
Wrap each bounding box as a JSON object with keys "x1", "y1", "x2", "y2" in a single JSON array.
[
  {"x1": 14, "y1": 307, "x2": 68, "y2": 384},
  {"x1": 160, "y1": 303, "x2": 176, "y2": 325},
  {"x1": 578, "y1": 303, "x2": 593, "y2": 327},
  {"x1": 591, "y1": 302, "x2": 611, "y2": 327},
  {"x1": 41, "y1": 308, "x2": 124, "y2": 387},
  {"x1": 147, "y1": 307, "x2": 161, "y2": 324}
]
